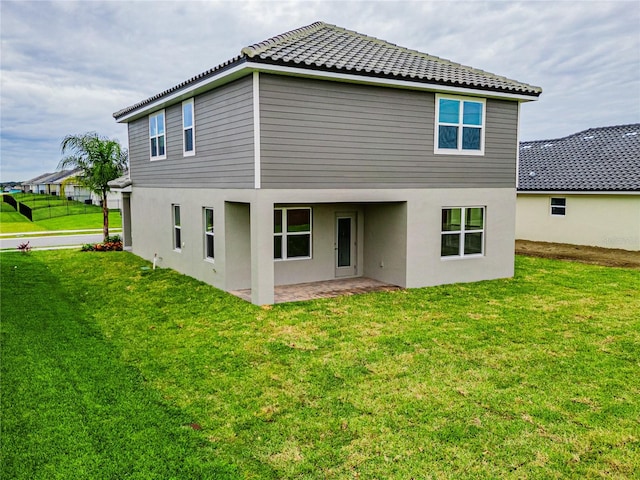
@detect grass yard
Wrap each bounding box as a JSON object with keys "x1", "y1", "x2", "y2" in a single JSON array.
[
  {"x1": 0, "y1": 201, "x2": 121, "y2": 234},
  {"x1": 0, "y1": 202, "x2": 43, "y2": 233},
  {"x1": 1, "y1": 251, "x2": 638, "y2": 479},
  {"x1": 36, "y1": 211, "x2": 122, "y2": 231}
]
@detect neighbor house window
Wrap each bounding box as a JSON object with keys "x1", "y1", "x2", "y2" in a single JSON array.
[
  {"x1": 182, "y1": 99, "x2": 195, "y2": 156},
  {"x1": 149, "y1": 111, "x2": 166, "y2": 160},
  {"x1": 435, "y1": 95, "x2": 485, "y2": 154},
  {"x1": 172, "y1": 204, "x2": 181, "y2": 251},
  {"x1": 550, "y1": 197, "x2": 566, "y2": 216},
  {"x1": 441, "y1": 207, "x2": 485, "y2": 257},
  {"x1": 274, "y1": 208, "x2": 312, "y2": 260},
  {"x1": 204, "y1": 207, "x2": 214, "y2": 260}
]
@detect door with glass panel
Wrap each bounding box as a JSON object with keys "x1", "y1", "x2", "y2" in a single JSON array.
[{"x1": 335, "y1": 213, "x2": 357, "y2": 277}]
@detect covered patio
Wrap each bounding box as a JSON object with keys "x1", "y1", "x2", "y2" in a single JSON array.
[{"x1": 230, "y1": 277, "x2": 401, "y2": 304}]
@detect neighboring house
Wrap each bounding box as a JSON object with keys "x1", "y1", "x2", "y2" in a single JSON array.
[
  {"x1": 113, "y1": 21, "x2": 541, "y2": 305},
  {"x1": 22, "y1": 172, "x2": 53, "y2": 193},
  {"x1": 109, "y1": 171, "x2": 132, "y2": 246},
  {"x1": 37, "y1": 171, "x2": 68, "y2": 195},
  {"x1": 50, "y1": 169, "x2": 82, "y2": 197},
  {"x1": 517, "y1": 124, "x2": 640, "y2": 251}
]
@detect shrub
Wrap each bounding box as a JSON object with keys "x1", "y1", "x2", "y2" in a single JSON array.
[{"x1": 81, "y1": 235, "x2": 122, "y2": 252}]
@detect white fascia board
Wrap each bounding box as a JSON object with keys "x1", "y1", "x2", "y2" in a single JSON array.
[
  {"x1": 116, "y1": 60, "x2": 539, "y2": 123},
  {"x1": 517, "y1": 191, "x2": 640, "y2": 196}
]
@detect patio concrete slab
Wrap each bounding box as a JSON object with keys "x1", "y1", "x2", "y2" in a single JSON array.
[{"x1": 231, "y1": 277, "x2": 401, "y2": 304}]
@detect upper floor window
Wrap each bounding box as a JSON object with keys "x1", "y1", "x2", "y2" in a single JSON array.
[
  {"x1": 149, "y1": 111, "x2": 166, "y2": 160},
  {"x1": 550, "y1": 197, "x2": 566, "y2": 216},
  {"x1": 441, "y1": 206, "x2": 485, "y2": 258},
  {"x1": 182, "y1": 99, "x2": 195, "y2": 156},
  {"x1": 435, "y1": 95, "x2": 485, "y2": 155},
  {"x1": 204, "y1": 207, "x2": 214, "y2": 260},
  {"x1": 274, "y1": 208, "x2": 312, "y2": 260}
]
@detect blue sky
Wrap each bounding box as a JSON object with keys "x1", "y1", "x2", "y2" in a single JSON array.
[{"x1": 1, "y1": 0, "x2": 639, "y2": 182}]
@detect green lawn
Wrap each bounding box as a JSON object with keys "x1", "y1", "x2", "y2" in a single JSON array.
[
  {"x1": 36, "y1": 211, "x2": 122, "y2": 231},
  {"x1": 0, "y1": 201, "x2": 121, "y2": 234},
  {"x1": 2, "y1": 251, "x2": 638, "y2": 479},
  {"x1": 0, "y1": 203, "x2": 43, "y2": 233}
]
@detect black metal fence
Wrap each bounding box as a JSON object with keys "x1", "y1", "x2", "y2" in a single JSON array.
[
  {"x1": 2, "y1": 195, "x2": 17, "y2": 209},
  {"x1": 2, "y1": 193, "x2": 121, "y2": 222},
  {"x1": 18, "y1": 203, "x2": 33, "y2": 221}
]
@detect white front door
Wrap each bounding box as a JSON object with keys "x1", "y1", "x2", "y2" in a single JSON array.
[{"x1": 335, "y1": 213, "x2": 357, "y2": 277}]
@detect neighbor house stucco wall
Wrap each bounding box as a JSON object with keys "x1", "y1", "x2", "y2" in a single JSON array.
[{"x1": 516, "y1": 194, "x2": 640, "y2": 251}]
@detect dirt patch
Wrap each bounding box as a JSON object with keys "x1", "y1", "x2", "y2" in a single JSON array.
[{"x1": 515, "y1": 240, "x2": 640, "y2": 269}]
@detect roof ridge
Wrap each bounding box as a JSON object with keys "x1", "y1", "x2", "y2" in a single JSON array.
[
  {"x1": 241, "y1": 21, "x2": 327, "y2": 57},
  {"x1": 521, "y1": 123, "x2": 640, "y2": 144},
  {"x1": 242, "y1": 21, "x2": 540, "y2": 92},
  {"x1": 324, "y1": 23, "x2": 517, "y2": 86}
]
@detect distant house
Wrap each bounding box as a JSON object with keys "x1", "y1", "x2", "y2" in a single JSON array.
[
  {"x1": 113, "y1": 21, "x2": 541, "y2": 305},
  {"x1": 19, "y1": 169, "x2": 122, "y2": 207},
  {"x1": 516, "y1": 124, "x2": 640, "y2": 251},
  {"x1": 49, "y1": 169, "x2": 82, "y2": 198},
  {"x1": 22, "y1": 172, "x2": 53, "y2": 194}
]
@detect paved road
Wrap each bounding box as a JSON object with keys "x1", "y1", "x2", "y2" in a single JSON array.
[{"x1": 0, "y1": 233, "x2": 103, "y2": 251}]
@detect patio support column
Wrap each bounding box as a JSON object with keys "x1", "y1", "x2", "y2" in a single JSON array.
[{"x1": 250, "y1": 195, "x2": 274, "y2": 305}]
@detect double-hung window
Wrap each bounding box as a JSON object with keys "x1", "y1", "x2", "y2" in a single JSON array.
[
  {"x1": 172, "y1": 204, "x2": 181, "y2": 251},
  {"x1": 204, "y1": 207, "x2": 214, "y2": 260},
  {"x1": 149, "y1": 111, "x2": 166, "y2": 160},
  {"x1": 435, "y1": 95, "x2": 485, "y2": 155},
  {"x1": 550, "y1": 197, "x2": 566, "y2": 216},
  {"x1": 274, "y1": 208, "x2": 312, "y2": 260},
  {"x1": 441, "y1": 207, "x2": 485, "y2": 258},
  {"x1": 182, "y1": 99, "x2": 195, "y2": 156}
]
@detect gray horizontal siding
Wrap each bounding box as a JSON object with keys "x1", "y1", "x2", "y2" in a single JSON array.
[
  {"x1": 128, "y1": 76, "x2": 254, "y2": 188},
  {"x1": 259, "y1": 74, "x2": 518, "y2": 189}
]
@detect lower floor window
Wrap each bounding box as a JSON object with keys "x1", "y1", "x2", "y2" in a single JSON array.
[
  {"x1": 274, "y1": 207, "x2": 312, "y2": 260},
  {"x1": 204, "y1": 207, "x2": 214, "y2": 260},
  {"x1": 441, "y1": 206, "x2": 485, "y2": 257},
  {"x1": 550, "y1": 197, "x2": 566, "y2": 216},
  {"x1": 172, "y1": 204, "x2": 181, "y2": 251}
]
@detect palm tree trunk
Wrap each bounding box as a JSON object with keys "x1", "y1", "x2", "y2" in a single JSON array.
[{"x1": 102, "y1": 193, "x2": 109, "y2": 241}]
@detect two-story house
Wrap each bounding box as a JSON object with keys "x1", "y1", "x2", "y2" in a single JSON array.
[{"x1": 113, "y1": 22, "x2": 541, "y2": 305}]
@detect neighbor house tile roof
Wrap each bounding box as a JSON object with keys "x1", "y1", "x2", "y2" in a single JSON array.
[
  {"x1": 114, "y1": 21, "x2": 541, "y2": 120},
  {"x1": 518, "y1": 124, "x2": 640, "y2": 192}
]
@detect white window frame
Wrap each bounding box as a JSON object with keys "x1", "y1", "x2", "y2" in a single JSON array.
[
  {"x1": 274, "y1": 207, "x2": 312, "y2": 261},
  {"x1": 182, "y1": 99, "x2": 195, "y2": 156},
  {"x1": 203, "y1": 207, "x2": 214, "y2": 262},
  {"x1": 149, "y1": 110, "x2": 166, "y2": 160},
  {"x1": 434, "y1": 94, "x2": 486, "y2": 156},
  {"x1": 550, "y1": 197, "x2": 566, "y2": 216},
  {"x1": 441, "y1": 206, "x2": 485, "y2": 259},
  {"x1": 172, "y1": 204, "x2": 181, "y2": 252}
]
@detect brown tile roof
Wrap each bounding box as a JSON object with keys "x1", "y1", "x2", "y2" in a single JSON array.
[
  {"x1": 114, "y1": 21, "x2": 541, "y2": 120},
  {"x1": 242, "y1": 22, "x2": 541, "y2": 95}
]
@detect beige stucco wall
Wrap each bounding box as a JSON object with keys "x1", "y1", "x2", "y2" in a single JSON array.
[
  {"x1": 516, "y1": 194, "x2": 640, "y2": 251},
  {"x1": 129, "y1": 187, "x2": 517, "y2": 304}
]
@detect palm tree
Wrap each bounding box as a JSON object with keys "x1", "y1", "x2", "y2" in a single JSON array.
[{"x1": 59, "y1": 132, "x2": 128, "y2": 241}]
